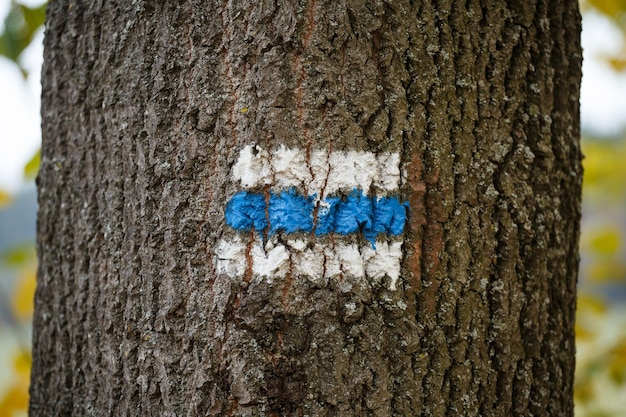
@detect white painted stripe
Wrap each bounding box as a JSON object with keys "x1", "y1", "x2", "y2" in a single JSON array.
[
  {"x1": 231, "y1": 145, "x2": 401, "y2": 197},
  {"x1": 215, "y1": 236, "x2": 403, "y2": 290}
]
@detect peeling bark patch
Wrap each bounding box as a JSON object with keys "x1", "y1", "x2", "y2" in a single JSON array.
[{"x1": 219, "y1": 145, "x2": 408, "y2": 290}]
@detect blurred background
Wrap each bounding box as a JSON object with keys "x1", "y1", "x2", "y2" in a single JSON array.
[{"x1": 0, "y1": 0, "x2": 625, "y2": 415}]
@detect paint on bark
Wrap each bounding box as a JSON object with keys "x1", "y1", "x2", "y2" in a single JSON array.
[{"x1": 221, "y1": 145, "x2": 409, "y2": 290}]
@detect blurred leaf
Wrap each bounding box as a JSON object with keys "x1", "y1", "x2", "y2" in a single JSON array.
[
  {"x1": 587, "y1": 0, "x2": 626, "y2": 17},
  {"x1": 576, "y1": 322, "x2": 595, "y2": 340},
  {"x1": 13, "y1": 350, "x2": 31, "y2": 375},
  {"x1": 584, "y1": 0, "x2": 626, "y2": 77},
  {"x1": 582, "y1": 140, "x2": 626, "y2": 194},
  {"x1": 1, "y1": 243, "x2": 35, "y2": 268},
  {"x1": 12, "y1": 264, "x2": 36, "y2": 320},
  {"x1": 0, "y1": 189, "x2": 12, "y2": 208},
  {"x1": 0, "y1": 351, "x2": 30, "y2": 416},
  {"x1": 578, "y1": 294, "x2": 608, "y2": 315},
  {"x1": 607, "y1": 55, "x2": 626, "y2": 71},
  {"x1": 589, "y1": 229, "x2": 621, "y2": 255},
  {"x1": 588, "y1": 261, "x2": 626, "y2": 283},
  {"x1": 0, "y1": 1, "x2": 46, "y2": 67},
  {"x1": 575, "y1": 295, "x2": 605, "y2": 340},
  {"x1": 574, "y1": 376, "x2": 594, "y2": 403},
  {"x1": 23, "y1": 149, "x2": 40, "y2": 180},
  {"x1": 20, "y1": 2, "x2": 46, "y2": 32},
  {"x1": 0, "y1": 385, "x2": 29, "y2": 416},
  {"x1": 606, "y1": 337, "x2": 626, "y2": 383}
]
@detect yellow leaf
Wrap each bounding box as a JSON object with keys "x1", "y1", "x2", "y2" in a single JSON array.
[
  {"x1": 574, "y1": 377, "x2": 594, "y2": 403},
  {"x1": 575, "y1": 322, "x2": 595, "y2": 340},
  {"x1": 0, "y1": 189, "x2": 12, "y2": 208},
  {"x1": 0, "y1": 385, "x2": 29, "y2": 416},
  {"x1": 23, "y1": 149, "x2": 40, "y2": 180},
  {"x1": 589, "y1": 229, "x2": 621, "y2": 255},
  {"x1": 588, "y1": 261, "x2": 626, "y2": 283},
  {"x1": 13, "y1": 351, "x2": 32, "y2": 377},
  {"x1": 588, "y1": 0, "x2": 626, "y2": 17},
  {"x1": 577, "y1": 294, "x2": 607, "y2": 315},
  {"x1": 582, "y1": 140, "x2": 626, "y2": 193},
  {"x1": 1, "y1": 244, "x2": 35, "y2": 267},
  {"x1": 608, "y1": 337, "x2": 626, "y2": 383},
  {"x1": 0, "y1": 351, "x2": 31, "y2": 416},
  {"x1": 12, "y1": 265, "x2": 37, "y2": 320},
  {"x1": 608, "y1": 55, "x2": 626, "y2": 72}
]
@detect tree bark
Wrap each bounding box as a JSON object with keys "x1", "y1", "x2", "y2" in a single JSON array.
[{"x1": 30, "y1": 1, "x2": 582, "y2": 416}]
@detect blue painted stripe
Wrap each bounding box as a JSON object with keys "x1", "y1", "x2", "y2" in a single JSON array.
[
  {"x1": 225, "y1": 188, "x2": 409, "y2": 246},
  {"x1": 224, "y1": 191, "x2": 268, "y2": 232},
  {"x1": 269, "y1": 189, "x2": 315, "y2": 234}
]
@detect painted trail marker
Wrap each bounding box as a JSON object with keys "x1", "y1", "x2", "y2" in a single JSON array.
[{"x1": 216, "y1": 145, "x2": 409, "y2": 290}]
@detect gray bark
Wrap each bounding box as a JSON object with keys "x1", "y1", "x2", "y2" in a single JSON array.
[{"x1": 30, "y1": 0, "x2": 582, "y2": 416}]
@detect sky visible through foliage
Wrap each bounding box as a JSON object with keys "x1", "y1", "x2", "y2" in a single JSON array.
[{"x1": 1, "y1": 1, "x2": 625, "y2": 415}]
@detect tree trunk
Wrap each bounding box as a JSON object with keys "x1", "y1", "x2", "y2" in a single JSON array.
[{"x1": 30, "y1": 1, "x2": 582, "y2": 416}]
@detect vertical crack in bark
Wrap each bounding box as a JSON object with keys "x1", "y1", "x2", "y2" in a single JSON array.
[
  {"x1": 295, "y1": 0, "x2": 317, "y2": 183},
  {"x1": 244, "y1": 232, "x2": 255, "y2": 284},
  {"x1": 282, "y1": 253, "x2": 294, "y2": 312},
  {"x1": 222, "y1": 8, "x2": 239, "y2": 147},
  {"x1": 311, "y1": 110, "x2": 333, "y2": 235}
]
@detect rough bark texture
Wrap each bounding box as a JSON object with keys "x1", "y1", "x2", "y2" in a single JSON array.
[{"x1": 31, "y1": 1, "x2": 582, "y2": 416}]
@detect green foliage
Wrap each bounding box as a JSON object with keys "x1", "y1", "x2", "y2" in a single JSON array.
[{"x1": 0, "y1": 0, "x2": 45, "y2": 74}]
